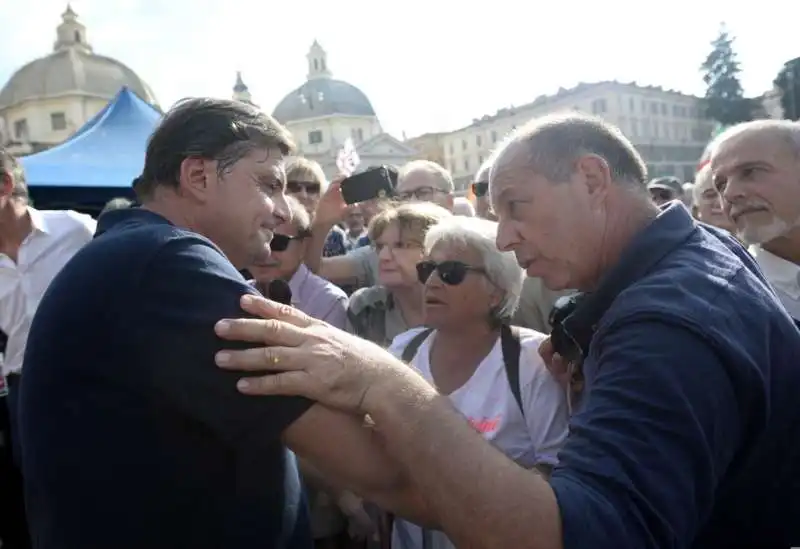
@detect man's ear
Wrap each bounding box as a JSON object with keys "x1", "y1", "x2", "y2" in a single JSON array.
[
  {"x1": 575, "y1": 154, "x2": 612, "y2": 206},
  {"x1": 178, "y1": 157, "x2": 211, "y2": 202}
]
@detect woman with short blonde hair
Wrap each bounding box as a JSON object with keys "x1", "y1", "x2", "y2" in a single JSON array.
[{"x1": 346, "y1": 201, "x2": 451, "y2": 346}]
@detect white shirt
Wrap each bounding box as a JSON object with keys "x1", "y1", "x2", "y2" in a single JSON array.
[
  {"x1": 0, "y1": 208, "x2": 95, "y2": 376},
  {"x1": 388, "y1": 326, "x2": 570, "y2": 549},
  {"x1": 751, "y1": 246, "x2": 800, "y2": 321}
]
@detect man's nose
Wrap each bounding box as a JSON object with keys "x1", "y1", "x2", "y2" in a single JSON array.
[
  {"x1": 720, "y1": 177, "x2": 746, "y2": 207},
  {"x1": 495, "y1": 219, "x2": 518, "y2": 252}
]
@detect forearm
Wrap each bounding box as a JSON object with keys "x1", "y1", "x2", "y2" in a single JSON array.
[
  {"x1": 368, "y1": 381, "x2": 563, "y2": 549},
  {"x1": 304, "y1": 220, "x2": 334, "y2": 273},
  {"x1": 286, "y1": 406, "x2": 432, "y2": 524}
]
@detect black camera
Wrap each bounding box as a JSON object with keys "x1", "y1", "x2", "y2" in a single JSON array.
[{"x1": 548, "y1": 293, "x2": 587, "y2": 394}]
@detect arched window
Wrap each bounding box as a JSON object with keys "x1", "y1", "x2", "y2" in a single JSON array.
[{"x1": 74, "y1": 30, "x2": 81, "y2": 43}]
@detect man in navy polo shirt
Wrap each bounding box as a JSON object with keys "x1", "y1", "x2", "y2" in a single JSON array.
[
  {"x1": 211, "y1": 113, "x2": 800, "y2": 548},
  {"x1": 19, "y1": 98, "x2": 421, "y2": 549}
]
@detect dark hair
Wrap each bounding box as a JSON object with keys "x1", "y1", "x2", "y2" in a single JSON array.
[
  {"x1": 136, "y1": 98, "x2": 296, "y2": 201},
  {"x1": 512, "y1": 113, "x2": 648, "y2": 187},
  {"x1": 0, "y1": 147, "x2": 28, "y2": 201}
]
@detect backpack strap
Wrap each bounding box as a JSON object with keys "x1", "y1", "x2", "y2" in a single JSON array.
[
  {"x1": 401, "y1": 328, "x2": 434, "y2": 362},
  {"x1": 500, "y1": 324, "x2": 524, "y2": 417}
]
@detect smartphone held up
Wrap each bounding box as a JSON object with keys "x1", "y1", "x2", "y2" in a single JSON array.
[{"x1": 339, "y1": 166, "x2": 397, "y2": 205}]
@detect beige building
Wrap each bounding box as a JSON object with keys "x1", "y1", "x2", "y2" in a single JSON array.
[
  {"x1": 434, "y1": 81, "x2": 716, "y2": 189},
  {"x1": 271, "y1": 41, "x2": 418, "y2": 176},
  {"x1": 405, "y1": 132, "x2": 448, "y2": 167},
  {"x1": 0, "y1": 5, "x2": 158, "y2": 156}
]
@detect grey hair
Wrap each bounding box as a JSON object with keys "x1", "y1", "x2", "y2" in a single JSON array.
[
  {"x1": 714, "y1": 119, "x2": 800, "y2": 158},
  {"x1": 490, "y1": 112, "x2": 648, "y2": 187},
  {"x1": 284, "y1": 194, "x2": 311, "y2": 232},
  {"x1": 100, "y1": 197, "x2": 134, "y2": 215},
  {"x1": 693, "y1": 165, "x2": 714, "y2": 204},
  {"x1": 424, "y1": 216, "x2": 523, "y2": 323},
  {"x1": 399, "y1": 160, "x2": 455, "y2": 193},
  {"x1": 453, "y1": 197, "x2": 476, "y2": 217}
]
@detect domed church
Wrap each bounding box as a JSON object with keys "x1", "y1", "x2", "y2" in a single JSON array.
[
  {"x1": 0, "y1": 5, "x2": 158, "y2": 155},
  {"x1": 268, "y1": 41, "x2": 418, "y2": 176}
]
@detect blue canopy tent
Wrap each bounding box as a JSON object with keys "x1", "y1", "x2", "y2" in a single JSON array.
[{"x1": 21, "y1": 86, "x2": 161, "y2": 214}]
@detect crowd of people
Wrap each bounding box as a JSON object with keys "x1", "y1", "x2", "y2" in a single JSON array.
[{"x1": 0, "y1": 97, "x2": 798, "y2": 549}]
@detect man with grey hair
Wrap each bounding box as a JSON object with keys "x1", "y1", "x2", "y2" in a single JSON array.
[
  {"x1": 395, "y1": 160, "x2": 455, "y2": 211},
  {"x1": 213, "y1": 113, "x2": 800, "y2": 549},
  {"x1": 711, "y1": 119, "x2": 800, "y2": 319},
  {"x1": 20, "y1": 99, "x2": 423, "y2": 549}
]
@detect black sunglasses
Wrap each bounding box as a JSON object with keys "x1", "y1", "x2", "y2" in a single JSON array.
[
  {"x1": 271, "y1": 232, "x2": 309, "y2": 252},
  {"x1": 416, "y1": 260, "x2": 485, "y2": 286},
  {"x1": 471, "y1": 181, "x2": 489, "y2": 197},
  {"x1": 287, "y1": 180, "x2": 321, "y2": 195}
]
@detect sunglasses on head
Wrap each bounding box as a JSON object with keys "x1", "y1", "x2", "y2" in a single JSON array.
[
  {"x1": 416, "y1": 260, "x2": 485, "y2": 286},
  {"x1": 471, "y1": 181, "x2": 489, "y2": 197},
  {"x1": 287, "y1": 180, "x2": 321, "y2": 195},
  {"x1": 270, "y1": 231, "x2": 309, "y2": 252}
]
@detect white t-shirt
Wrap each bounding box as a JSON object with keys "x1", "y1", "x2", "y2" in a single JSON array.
[{"x1": 388, "y1": 326, "x2": 570, "y2": 549}]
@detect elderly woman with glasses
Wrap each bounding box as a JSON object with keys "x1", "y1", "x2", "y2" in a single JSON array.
[
  {"x1": 388, "y1": 216, "x2": 570, "y2": 549},
  {"x1": 347, "y1": 202, "x2": 452, "y2": 347}
]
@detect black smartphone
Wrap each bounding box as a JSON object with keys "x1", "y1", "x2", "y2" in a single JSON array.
[{"x1": 340, "y1": 166, "x2": 395, "y2": 205}]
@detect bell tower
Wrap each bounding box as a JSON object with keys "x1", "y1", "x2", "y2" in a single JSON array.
[
  {"x1": 306, "y1": 40, "x2": 332, "y2": 81},
  {"x1": 54, "y1": 4, "x2": 92, "y2": 54}
]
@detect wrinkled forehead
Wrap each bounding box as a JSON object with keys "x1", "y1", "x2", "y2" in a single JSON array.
[{"x1": 711, "y1": 130, "x2": 777, "y2": 174}]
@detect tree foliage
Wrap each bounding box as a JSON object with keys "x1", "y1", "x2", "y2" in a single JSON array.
[
  {"x1": 700, "y1": 25, "x2": 754, "y2": 125},
  {"x1": 774, "y1": 57, "x2": 800, "y2": 121}
]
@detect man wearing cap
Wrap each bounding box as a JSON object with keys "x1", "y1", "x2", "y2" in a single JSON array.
[{"x1": 647, "y1": 176, "x2": 685, "y2": 207}]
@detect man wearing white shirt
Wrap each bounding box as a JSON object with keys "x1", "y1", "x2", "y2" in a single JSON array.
[
  {"x1": 0, "y1": 148, "x2": 95, "y2": 467},
  {"x1": 711, "y1": 120, "x2": 800, "y2": 321}
]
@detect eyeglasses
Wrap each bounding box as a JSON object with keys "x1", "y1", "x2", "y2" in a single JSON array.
[
  {"x1": 287, "y1": 180, "x2": 322, "y2": 195},
  {"x1": 397, "y1": 186, "x2": 445, "y2": 201},
  {"x1": 271, "y1": 232, "x2": 309, "y2": 252},
  {"x1": 471, "y1": 181, "x2": 489, "y2": 197},
  {"x1": 416, "y1": 260, "x2": 485, "y2": 285}
]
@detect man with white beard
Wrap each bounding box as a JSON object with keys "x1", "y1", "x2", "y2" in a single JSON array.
[{"x1": 711, "y1": 120, "x2": 800, "y2": 320}]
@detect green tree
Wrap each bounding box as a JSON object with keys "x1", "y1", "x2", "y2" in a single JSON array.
[
  {"x1": 700, "y1": 25, "x2": 754, "y2": 125},
  {"x1": 774, "y1": 57, "x2": 800, "y2": 120}
]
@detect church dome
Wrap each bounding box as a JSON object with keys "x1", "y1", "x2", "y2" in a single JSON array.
[
  {"x1": 0, "y1": 5, "x2": 158, "y2": 109},
  {"x1": 272, "y1": 41, "x2": 375, "y2": 124}
]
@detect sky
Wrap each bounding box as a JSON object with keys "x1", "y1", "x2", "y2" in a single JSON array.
[{"x1": 0, "y1": 0, "x2": 796, "y2": 139}]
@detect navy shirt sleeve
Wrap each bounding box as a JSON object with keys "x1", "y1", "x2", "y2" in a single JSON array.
[
  {"x1": 550, "y1": 317, "x2": 742, "y2": 549},
  {"x1": 129, "y1": 235, "x2": 314, "y2": 445}
]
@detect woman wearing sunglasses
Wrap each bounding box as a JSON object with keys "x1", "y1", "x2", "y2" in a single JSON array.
[{"x1": 388, "y1": 216, "x2": 569, "y2": 549}]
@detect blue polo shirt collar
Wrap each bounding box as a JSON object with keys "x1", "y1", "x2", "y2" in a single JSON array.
[
  {"x1": 96, "y1": 208, "x2": 171, "y2": 237},
  {"x1": 563, "y1": 203, "x2": 696, "y2": 350}
]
